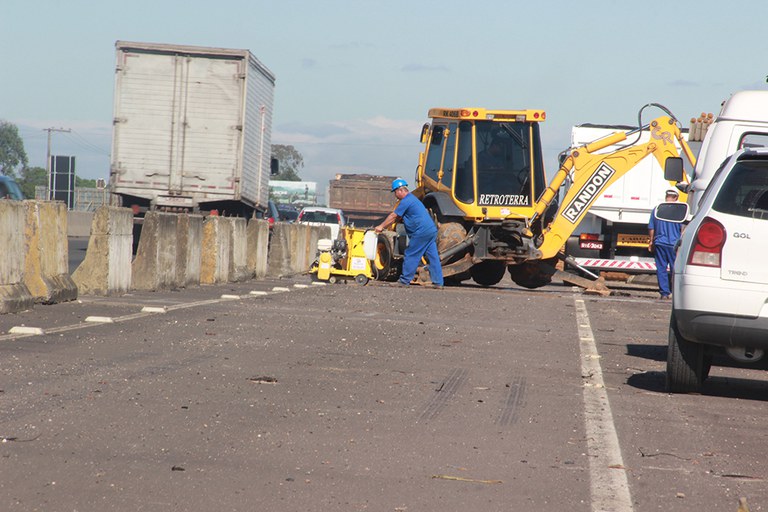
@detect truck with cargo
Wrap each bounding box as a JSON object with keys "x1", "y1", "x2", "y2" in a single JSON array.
[
  {"x1": 562, "y1": 123, "x2": 693, "y2": 275},
  {"x1": 328, "y1": 174, "x2": 397, "y2": 227},
  {"x1": 109, "y1": 41, "x2": 277, "y2": 218}
]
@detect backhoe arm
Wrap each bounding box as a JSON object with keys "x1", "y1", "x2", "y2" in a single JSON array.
[{"x1": 533, "y1": 115, "x2": 695, "y2": 259}]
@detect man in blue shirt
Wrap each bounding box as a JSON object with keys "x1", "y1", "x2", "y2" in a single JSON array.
[
  {"x1": 374, "y1": 178, "x2": 444, "y2": 288},
  {"x1": 648, "y1": 188, "x2": 682, "y2": 299}
]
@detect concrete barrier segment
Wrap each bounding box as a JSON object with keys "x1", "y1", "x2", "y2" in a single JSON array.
[
  {"x1": 266, "y1": 222, "x2": 292, "y2": 278},
  {"x1": 0, "y1": 201, "x2": 34, "y2": 313},
  {"x1": 177, "y1": 214, "x2": 203, "y2": 287},
  {"x1": 200, "y1": 216, "x2": 232, "y2": 284},
  {"x1": 227, "y1": 217, "x2": 249, "y2": 282},
  {"x1": 246, "y1": 219, "x2": 269, "y2": 280},
  {"x1": 132, "y1": 211, "x2": 181, "y2": 291},
  {"x1": 72, "y1": 206, "x2": 133, "y2": 295},
  {"x1": 23, "y1": 201, "x2": 78, "y2": 304}
]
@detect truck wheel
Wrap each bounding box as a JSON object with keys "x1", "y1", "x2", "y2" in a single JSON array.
[
  {"x1": 666, "y1": 313, "x2": 707, "y2": 393},
  {"x1": 507, "y1": 259, "x2": 556, "y2": 289},
  {"x1": 470, "y1": 261, "x2": 506, "y2": 287}
]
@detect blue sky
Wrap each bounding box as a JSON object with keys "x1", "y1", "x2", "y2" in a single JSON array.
[{"x1": 2, "y1": 0, "x2": 766, "y2": 196}]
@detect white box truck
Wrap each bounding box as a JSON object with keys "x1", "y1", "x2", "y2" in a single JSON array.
[
  {"x1": 110, "y1": 41, "x2": 276, "y2": 217},
  {"x1": 563, "y1": 123, "x2": 693, "y2": 274}
]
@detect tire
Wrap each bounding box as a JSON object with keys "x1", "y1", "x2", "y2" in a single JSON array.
[
  {"x1": 354, "y1": 274, "x2": 369, "y2": 285},
  {"x1": 373, "y1": 233, "x2": 399, "y2": 281},
  {"x1": 470, "y1": 261, "x2": 506, "y2": 287},
  {"x1": 666, "y1": 313, "x2": 707, "y2": 393},
  {"x1": 507, "y1": 259, "x2": 557, "y2": 289}
]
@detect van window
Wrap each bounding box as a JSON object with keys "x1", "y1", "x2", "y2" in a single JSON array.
[
  {"x1": 740, "y1": 132, "x2": 768, "y2": 150},
  {"x1": 712, "y1": 159, "x2": 768, "y2": 220}
]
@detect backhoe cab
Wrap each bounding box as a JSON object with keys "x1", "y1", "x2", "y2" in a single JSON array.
[
  {"x1": 376, "y1": 106, "x2": 694, "y2": 289},
  {"x1": 412, "y1": 108, "x2": 553, "y2": 287}
]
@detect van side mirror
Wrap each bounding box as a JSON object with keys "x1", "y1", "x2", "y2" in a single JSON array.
[
  {"x1": 270, "y1": 157, "x2": 279, "y2": 176},
  {"x1": 655, "y1": 202, "x2": 688, "y2": 223},
  {"x1": 664, "y1": 157, "x2": 684, "y2": 181}
]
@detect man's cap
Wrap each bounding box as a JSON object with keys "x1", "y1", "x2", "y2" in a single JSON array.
[{"x1": 666, "y1": 188, "x2": 679, "y2": 197}]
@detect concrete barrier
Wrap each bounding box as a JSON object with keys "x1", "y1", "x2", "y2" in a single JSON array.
[
  {"x1": 132, "y1": 212, "x2": 182, "y2": 291},
  {"x1": 246, "y1": 219, "x2": 270, "y2": 279},
  {"x1": 23, "y1": 201, "x2": 78, "y2": 304},
  {"x1": 228, "y1": 217, "x2": 249, "y2": 282},
  {"x1": 0, "y1": 200, "x2": 34, "y2": 313},
  {"x1": 200, "y1": 216, "x2": 232, "y2": 284},
  {"x1": 72, "y1": 206, "x2": 133, "y2": 295},
  {"x1": 267, "y1": 223, "x2": 330, "y2": 278},
  {"x1": 176, "y1": 214, "x2": 203, "y2": 287}
]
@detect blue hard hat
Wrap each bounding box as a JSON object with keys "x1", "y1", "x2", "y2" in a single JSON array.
[{"x1": 391, "y1": 178, "x2": 408, "y2": 192}]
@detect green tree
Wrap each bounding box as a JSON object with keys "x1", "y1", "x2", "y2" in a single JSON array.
[
  {"x1": 17, "y1": 166, "x2": 47, "y2": 199},
  {"x1": 271, "y1": 144, "x2": 303, "y2": 181},
  {"x1": 76, "y1": 177, "x2": 97, "y2": 188},
  {"x1": 0, "y1": 121, "x2": 28, "y2": 178}
]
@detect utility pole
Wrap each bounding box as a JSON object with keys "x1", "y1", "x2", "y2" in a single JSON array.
[{"x1": 44, "y1": 127, "x2": 71, "y2": 199}]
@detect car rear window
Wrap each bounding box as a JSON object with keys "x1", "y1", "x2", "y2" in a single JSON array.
[
  {"x1": 301, "y1": 211, "x2": 339, "y2": 223},
  {"x1": 712, "y1": 159, "x2": 768, "y2": 220}
]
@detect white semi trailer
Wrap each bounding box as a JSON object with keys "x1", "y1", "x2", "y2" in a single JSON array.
[{"x1": 110, "y1": 41, "x2": 276, "y2": 217}]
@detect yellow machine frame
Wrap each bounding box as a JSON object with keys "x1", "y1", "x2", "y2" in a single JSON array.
[{"x1": 311, "y1": 227, "x2": 376, "y2": 284}]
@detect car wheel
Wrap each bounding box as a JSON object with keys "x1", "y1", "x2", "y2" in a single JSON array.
[{"x1": 666, "y1": 312, "x2": 707, "y2": 393}]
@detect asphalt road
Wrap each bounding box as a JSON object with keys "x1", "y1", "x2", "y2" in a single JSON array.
[{"x1": 1, "y1": 276, "x2": 767, "y2": 511}]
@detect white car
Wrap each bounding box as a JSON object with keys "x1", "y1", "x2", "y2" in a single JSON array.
[
  {"x1": 667, "y1": 147, "x2": 768, "y2": 393},
  {"x1": 297, "y1": 207, "x2": 345, "y2": 239}
]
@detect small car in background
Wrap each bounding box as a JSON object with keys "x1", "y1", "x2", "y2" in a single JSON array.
[
  {"x1": 666, "y1": 147, "x2": 768, "y2": 393},
  {"x1": 0, "y1": 175, "x2": 24, "y2": 200},
  {"x1": 276, "y1": 205, "x2": 300, "y2": 223},
  {"x1": 297, "y1": 206, "x2": 345, "y2": 239}
]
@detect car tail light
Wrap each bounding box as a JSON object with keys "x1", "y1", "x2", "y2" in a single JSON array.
[
  {"x1": 336, "y1": 213, "x2": 341, "y2": 224},
  {"x1": 268, "y1": 217, "x2": 275, "y2": 227},
  {"x1": 688, "y1": 217, "x2": 725, "y2": 267}
]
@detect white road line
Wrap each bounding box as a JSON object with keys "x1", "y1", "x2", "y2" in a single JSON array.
[{"x1": 574, "y1": 298, "x2": 633, "y2": 512}]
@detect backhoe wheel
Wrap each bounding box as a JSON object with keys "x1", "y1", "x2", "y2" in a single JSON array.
[
  {"x1": 507, "y1": 259, "x2": 557, "y2": 289},
  {"x1": 666, "y1": 313, "x2": 708, "y2": 393},
  {"x1": 470, "y1": 261, "x2": 506, "y2": 287},
  {"x1": 374, "y1": 232, "x2": 399, "y2": 281},
  {"x1": 437, "y1": 222, "x2": 472, "y2": 283}
]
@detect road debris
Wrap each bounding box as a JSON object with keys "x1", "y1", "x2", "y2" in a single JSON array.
[{"x1": 431, "y1": 474, "x2": 502, "y2": 484}]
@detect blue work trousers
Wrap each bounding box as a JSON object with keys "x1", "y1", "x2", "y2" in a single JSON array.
[
  {"x1": 653, "y1": 243, "x2": 676, "y2": 297},
  {"x1": 399, "y1": 232, "x2": 444, "y2": 286}
]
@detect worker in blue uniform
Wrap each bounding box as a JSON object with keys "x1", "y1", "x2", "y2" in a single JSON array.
[
  {"x1": 648, "y1": 188, "x2": 683, "y2": 299},
  {"x1": 374, "y1": 178, "x2": 444, "y2": 288}
]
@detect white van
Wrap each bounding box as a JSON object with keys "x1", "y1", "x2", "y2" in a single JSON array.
[{"x1": 684, "y1": 90, "x2": 768, "y2": 215}]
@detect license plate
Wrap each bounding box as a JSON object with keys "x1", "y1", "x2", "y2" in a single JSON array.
[
  {"x1": 580, "y1": 241, "x2": 603, "y2": 250},
  {"x1": 157, "y1": 195, "x2": 194, "y2": 207}
]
